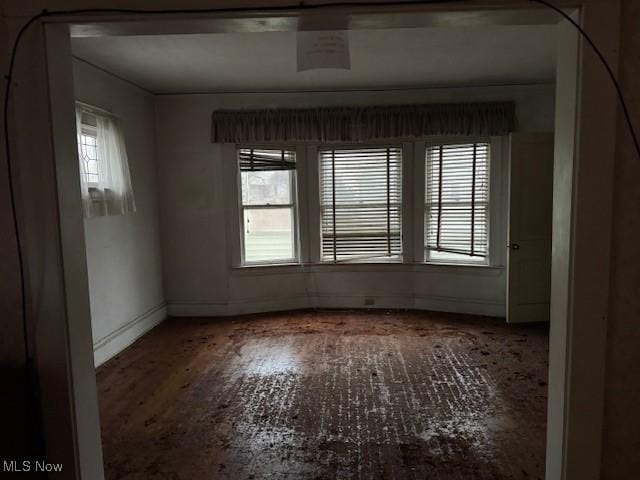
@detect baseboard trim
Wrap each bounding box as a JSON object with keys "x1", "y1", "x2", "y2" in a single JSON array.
[
  {"x1": 168, "y1": 295, "x2": 504, "y2": 318},
  {"x1": 93, "y1": 303, "x2": 167, "y2": 367}
]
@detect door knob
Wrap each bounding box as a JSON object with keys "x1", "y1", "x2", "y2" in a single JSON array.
[{"x1": 509, "y1": 243, "x2": 521, "y2": 250}]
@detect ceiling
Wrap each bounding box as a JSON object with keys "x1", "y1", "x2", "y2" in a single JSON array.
[{"x1": 71, "y1": 25, "x2": 557, "y2": 94}]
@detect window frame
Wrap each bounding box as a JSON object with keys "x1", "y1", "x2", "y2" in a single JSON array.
[
  {"x1": 423, "y1": 136, "x2": 495, "y2": 267},
  {"x1": 78, "y1": 121, "x2": 100, "y2": 189},
  {"x1": 236, "y1": 146, "x2": 300, "y2": 267},
  {"x1": 317, "y1": 143, "x2": 404, "y2": 264},
  {"x1": 228, "y1": 138, "x2": 505, "y2": 271}
]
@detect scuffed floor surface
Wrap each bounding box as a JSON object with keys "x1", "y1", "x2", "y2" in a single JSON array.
[{"x1": 97, "y1": 310, "x2": 549, "y2": 480}]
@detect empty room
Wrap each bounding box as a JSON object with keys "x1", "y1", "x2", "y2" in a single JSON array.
[
  {"x1": 76, "y1": 18, "x2": 555, "y2": 479},
  {"x1": 2, "y1": 1, "x2": 638, "y2": 480}
]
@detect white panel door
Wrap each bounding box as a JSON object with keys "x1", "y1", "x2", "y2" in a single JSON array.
[{"x1": 507, "y1": 133, "x2": 554, "y2": 323}]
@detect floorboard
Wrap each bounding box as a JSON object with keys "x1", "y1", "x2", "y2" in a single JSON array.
[{"x1": 96, "y1": 310, "x2": 548, "y2": 480}]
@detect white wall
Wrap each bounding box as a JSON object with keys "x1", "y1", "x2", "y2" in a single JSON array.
[
  {"x1": 155, "y1": 84, "x2": 555, "y2": 318},
  {"x1": 73, "y1": 59, "x2": 166, "y2": 366}
]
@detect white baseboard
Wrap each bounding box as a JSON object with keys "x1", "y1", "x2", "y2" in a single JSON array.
[
  {"x1": 93, "y1": 303, "x2": 167, "y2": 367},
  {"x1": 168, "y1": 295, "x2": 504, "y2": 318}
]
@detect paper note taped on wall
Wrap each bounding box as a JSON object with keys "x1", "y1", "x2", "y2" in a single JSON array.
[{"x1": 296, "y1": 31, "x2": 351, "y2": 72}]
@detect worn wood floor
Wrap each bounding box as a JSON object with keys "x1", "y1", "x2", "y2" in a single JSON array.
[{"x1": 97, "y1": 310, "x2": 549, "y2": 480}]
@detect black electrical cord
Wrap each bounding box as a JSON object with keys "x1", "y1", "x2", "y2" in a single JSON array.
[
  {"x1": 530, "y1": 0, "x2": 640, "y2": 158},
  {"x1": 3, "y1": 12, "x2": 43, "y2": 368},
  {"x1": 3, "y1": 0, "x2": 639, "y2": 367}
]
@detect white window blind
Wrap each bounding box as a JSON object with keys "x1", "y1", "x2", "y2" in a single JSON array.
[
  {"x1": 238, "y1": 148, "x2": 298, "y2": 264},
  {"x1": 425, "y1": 142, "x2": 490, "y2": 262},
  {"x1": 320, "y1": 147, "x2": 402, "y2": 262},
  {"x1": 239, "y1": 148, "x2": 296, "y2": 172}
]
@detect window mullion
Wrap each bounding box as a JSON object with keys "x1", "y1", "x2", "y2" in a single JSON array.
[
  {"x1": 471, "y1": 143, "x2": 477, "y2": 257},
  {"x1": 436, "y1": 145, "x2": 444, "y2": 251}
]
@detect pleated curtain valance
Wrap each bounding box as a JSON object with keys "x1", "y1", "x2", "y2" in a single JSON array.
[{"x1": 211, "y1": 101, "x2": 516, "y2": 143}]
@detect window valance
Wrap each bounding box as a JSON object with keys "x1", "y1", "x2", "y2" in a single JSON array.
[{"x1": 211, "y1": 102, "x2": 516, "y2": 143}]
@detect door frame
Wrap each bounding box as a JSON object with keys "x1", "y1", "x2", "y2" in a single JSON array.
[{"x1": 19, "y1": 1, "x2": 619, "y2": 478}]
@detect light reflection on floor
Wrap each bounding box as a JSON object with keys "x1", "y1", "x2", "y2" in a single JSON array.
[{"x1": 237, "y1": 341, "x2": 300, "y2": 376}]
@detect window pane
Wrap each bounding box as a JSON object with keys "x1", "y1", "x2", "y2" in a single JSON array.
[
  {"x1": 425, "y1": 143, "x2": 490, "y2": 262},
  {"x1": 241, "y1": 170, "x2": 292, "y2": 205},
  {"x1": 427, "y1": 250, "x2": 487, "y2": 263},
  {"x1": 80, "y1": 132, "x2": 100, "y2": 185},
  {"x1": 87, "y1": 160, "x2": 99, "y2": 175},
  {"x1": 243, "y1": 207, "x2": 294, "y2": 263},
  {"x1": 320, "y1": 147, "x2": 402, "y2": 262}
]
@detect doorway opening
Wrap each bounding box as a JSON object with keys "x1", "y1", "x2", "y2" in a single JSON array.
[{"x1": 35, "y1": 2, "x2": 618, "y2": 478}]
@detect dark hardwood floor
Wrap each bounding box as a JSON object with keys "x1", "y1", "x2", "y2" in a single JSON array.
[{"x1": 96, "y1": 310, "x2": 549, "y2": 480}]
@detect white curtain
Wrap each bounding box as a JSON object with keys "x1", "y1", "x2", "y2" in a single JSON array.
[
  {"x1": 76, "y1": 105, "x2": 136, "y2": 218},
  {"x1": 95, "y1": 115, "x2": 136, "y2": 216}
]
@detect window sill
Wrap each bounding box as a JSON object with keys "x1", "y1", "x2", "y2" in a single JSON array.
[
  {"x1": 425, "y1": 261, "x2": 491, "y2": 268},
  {"x1": 238, "y1": 262, "x2": 301, "y2": 269},
  {"x1": 231, "y1": 262, "x2": 504, "y2": 276}
]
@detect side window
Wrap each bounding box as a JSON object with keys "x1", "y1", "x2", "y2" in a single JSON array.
[
  {"x1": 238, "y1": 148, "x2": 298, "y2": 265},
  {"x1": 78, "y1": 113, "x2": 100, "y2": 187},
  {"x1": 75, "y1": 105, "x2": 136, "y2": 217},
  {"x1": 425, "y1": 142, "x2": 490, "y2": 264}
]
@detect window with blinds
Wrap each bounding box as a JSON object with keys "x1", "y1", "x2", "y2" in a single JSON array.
[
  {"x1": 425, "y1": 142, "x2": 490, "y2": 263},
  {"x1": 238, "y1": 148, "x2": 298, "y2": 264},
  {"x1": 320, "y1": 147, "x2": 402, "y2": 263}
]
